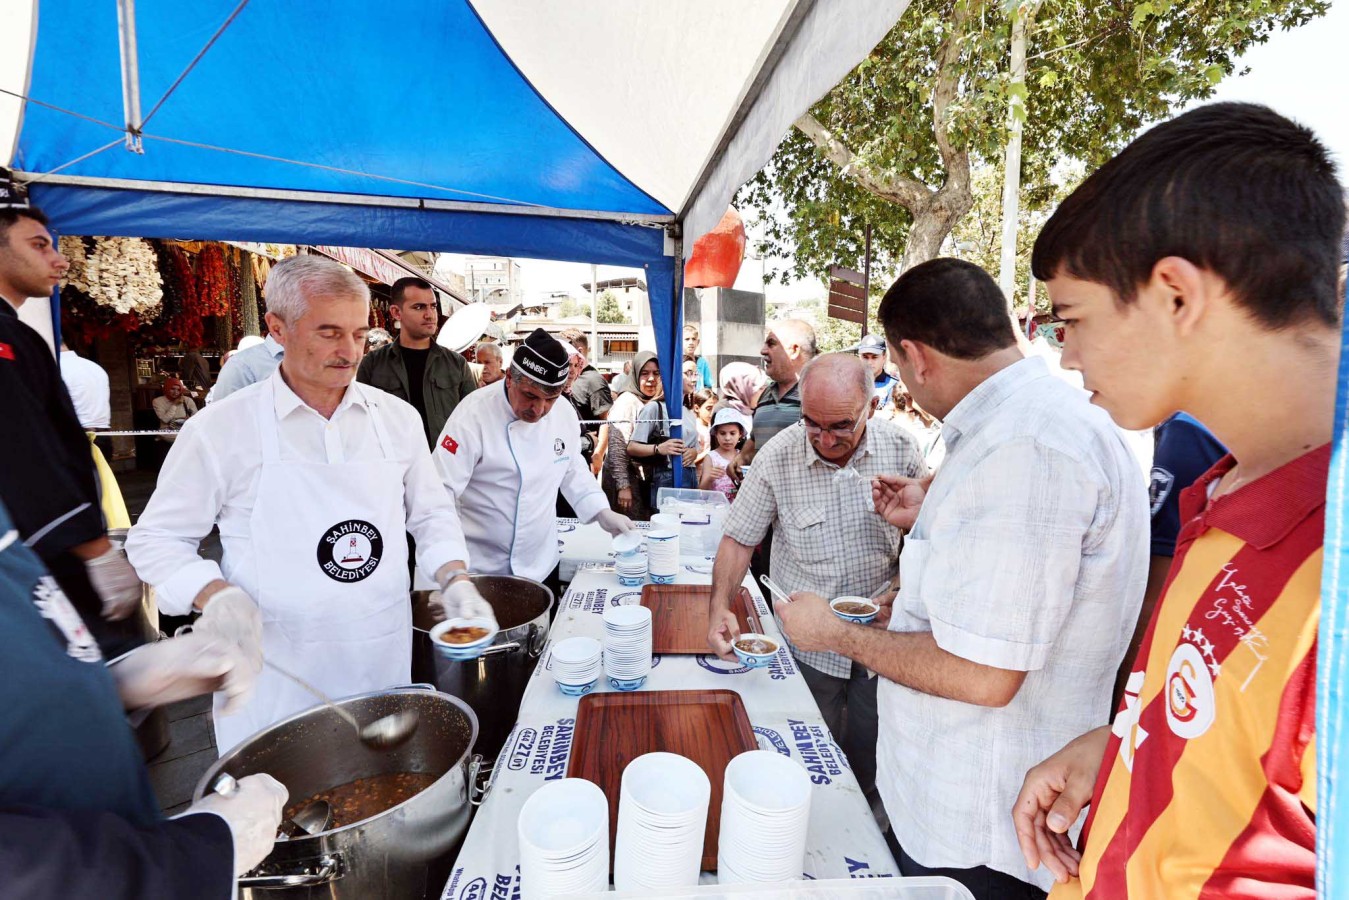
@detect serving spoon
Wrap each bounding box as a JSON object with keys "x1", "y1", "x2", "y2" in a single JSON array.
[
  {"x1": 212, "y1": 773, "x2": 332, "y2": 839},
  {"x1": 265, "y1": 659, "x2": 419, "y2": 751}
]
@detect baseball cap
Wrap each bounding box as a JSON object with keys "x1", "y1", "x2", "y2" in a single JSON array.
[{"x1": 858, "y1": 334, "x2": 887, "y2": 356}]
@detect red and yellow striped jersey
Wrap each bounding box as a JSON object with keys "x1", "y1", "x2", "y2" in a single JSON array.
[{"x1": 1051, "y1": 445, "x2": 1325, "y2": 900}]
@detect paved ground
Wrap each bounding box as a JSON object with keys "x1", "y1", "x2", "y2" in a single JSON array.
[{"x1": 120, "y1": 467, "x2": 221, "y2": 813}]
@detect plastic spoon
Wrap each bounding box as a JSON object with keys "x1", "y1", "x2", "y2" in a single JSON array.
[
  {"x1": 758, "y1": 574, "x2": 794, "y2": 605},
  {"x1": 868, "y1": 579, "x2": 893, "y2": 603}
]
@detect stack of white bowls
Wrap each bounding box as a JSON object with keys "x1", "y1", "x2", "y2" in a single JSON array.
[
  {"x1": 646, "y1": 529, "x2": 679, "y2": 583},
  {"x1": 717, "y1": 750, "x2": 813, "y2": 885},
  {"x1": 614, "y1": 752, "x2": 711, "y2": 891},
  {"x1": 651, "y1": 512, "x2": 682, "y2": 544},
  {"x1": 613, "y1": 531, "x2": 647, "y2": 587},
  {"x1": 602, "y1": 604, "x2": 653, "y2": 690},
  {"x1": 517, "y1": 778, "x2": 610, "y2": 898},
  {"x1": 549, "y1": 636, "x2": 603, "y2": 696}
]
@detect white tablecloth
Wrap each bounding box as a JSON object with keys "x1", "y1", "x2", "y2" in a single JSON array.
[{"x1": 440, "y1": 563, "x2": 900, "y2": 899}]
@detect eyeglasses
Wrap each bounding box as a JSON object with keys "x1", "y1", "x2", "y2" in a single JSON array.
[{"x1": 802, "y1": 406, "x2": 868, "y2": 439}]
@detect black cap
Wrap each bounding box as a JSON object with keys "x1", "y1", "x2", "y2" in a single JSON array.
[{"x1": 511, "y1": 328, "x2": 570, "y2": 387}]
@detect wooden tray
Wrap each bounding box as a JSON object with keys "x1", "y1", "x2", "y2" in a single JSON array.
[
  {"x1": 641, "y1": 584, "x2": 762, "y2": 654},
  {"x1": 567, "y1": 689, "x2": 757, "y2": 872}
]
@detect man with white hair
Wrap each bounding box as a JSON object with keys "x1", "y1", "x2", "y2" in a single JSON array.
[
  {"x1": 127, "y1": 255, "x2": 485, "y2": 752},
  {"x1": 472, "y1": 340, "x2": 504, "y2": 388}
]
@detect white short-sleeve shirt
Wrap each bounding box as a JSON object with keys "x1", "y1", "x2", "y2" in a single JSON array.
[{"x1": 877, "y1": 356, "x2": 1148, "y2": 890}]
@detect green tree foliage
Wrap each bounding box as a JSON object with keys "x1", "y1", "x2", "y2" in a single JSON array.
[
  {"x1": 596, "y1": 290, "x2": 629, "y2": 324},
  {"x1": 739, "y1": 0, "x2": 1328, "y2": 284},
  {"x1": 557, "y1": 297, "x2": 592, "y2": 319},
  {"x1": 945, "y1": 160, "x2": 1085, "y2": 310}
]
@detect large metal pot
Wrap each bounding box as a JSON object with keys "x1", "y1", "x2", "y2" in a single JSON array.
[
  {"x1": 411, "y1": 574, "x2": 551, "y2": 762},
  {"x1": 194, "y1": 686, "x2": 477, "y2": 899}
]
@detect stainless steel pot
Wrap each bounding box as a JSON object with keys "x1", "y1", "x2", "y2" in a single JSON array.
[
  {"x1": 194, "y1": 686, "x2": 478, "y2": 899},
  {"x1": 411, "y1": 574, "x2": 551, "y2": 761}
]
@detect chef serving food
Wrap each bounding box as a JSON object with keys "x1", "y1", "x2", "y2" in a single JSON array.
[
  {"x1": 434, "y1": 328, "x2": 634, "y2": 585},
  {"x1": 127, "y1": 255, "x2": 486, "y2": 752}
]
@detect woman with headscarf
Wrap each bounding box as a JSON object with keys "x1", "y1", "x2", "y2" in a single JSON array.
[
  {"x1": 718, "y1": 361, "x2": 767, "y2": 417},
  {"x1": 603, "y1": 351, "x2": 661, "y2": 519},
  {"x1": 626, "y1": 355, "x2": 700, "y2": 512}
]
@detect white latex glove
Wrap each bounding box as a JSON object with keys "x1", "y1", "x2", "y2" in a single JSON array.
[
  {"x1": 110, "y1": 630, "x2": 257, "y2": 714},
  {"x1": 84, "y1": 544, "x2": 142, "y2": 621},
  {"x1": 195, "y1": 586, "x2": 264, "y2": 678},
  {"x1": 184, "y1": 774, "x2": 288, "y2": 876},
  {"x1": 594, "y1": 509, "x2": 635, "y2": 537},
  {"x1": 430, "y1": 578, "x2": 498, "y2": 627}
]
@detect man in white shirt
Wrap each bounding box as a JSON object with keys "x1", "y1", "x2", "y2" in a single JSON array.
[
  {"x1": 58, "y1": 341, "x2": 110, "y2": 430},
  {"x1": 435, "y1": 328, "x2": 632, "y2": 586},
  {"x1": 126, "y1": 255, "x2": 488, "y2": 753},
  {"x1": 777, "y1": 259, "x2": 1147, "y2": 899}
]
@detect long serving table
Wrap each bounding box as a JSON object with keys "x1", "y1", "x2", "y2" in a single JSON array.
[{"x1": 440, "y1": 537, "x2": 901, "y2": 899}]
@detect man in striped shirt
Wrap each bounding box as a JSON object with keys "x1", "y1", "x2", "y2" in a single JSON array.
[{"x1": 1012, "y1": 103, "x2": 1343, "y2": 899}]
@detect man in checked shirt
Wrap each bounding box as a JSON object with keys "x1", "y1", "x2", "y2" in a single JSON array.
[{"x1": 707, "y1": 352, "x2": 927, "y2": 806}]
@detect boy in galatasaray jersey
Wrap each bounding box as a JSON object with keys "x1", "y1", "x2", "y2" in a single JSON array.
[
  {"x1": 1012, "y1": 102, "x2": 1342, "y2": 900},
  {"x1": 1054, "y1": 447, "x2": 1322, "y2": 898}
]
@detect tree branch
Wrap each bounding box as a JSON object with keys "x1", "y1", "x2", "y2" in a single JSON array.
[
  {"x1": 931, "y1": 0, "x2": 974, "y2": 196},
  {"x1": 793, "y1": 113, "x2": 933, "y2": 211}
]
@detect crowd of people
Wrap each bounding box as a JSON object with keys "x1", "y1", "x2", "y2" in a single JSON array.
[{"x1": 0, "y1": 101, "x2": 1343, "y2": 899}]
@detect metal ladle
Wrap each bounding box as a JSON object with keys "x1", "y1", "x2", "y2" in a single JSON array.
[
  {"x1": 212, "y1": 773, "x2": 332, "y2": 839},
  {"x1": 265, "y1": 659, "x2": 420, "y2": 751}
]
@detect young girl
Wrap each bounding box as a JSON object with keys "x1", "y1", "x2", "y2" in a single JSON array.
[
  {"x1": 689, "y1": 388, "x2": 717, "y2": 457},
  {"x1": 699, "y1": 408, "x2": 749, "y2": 499}
]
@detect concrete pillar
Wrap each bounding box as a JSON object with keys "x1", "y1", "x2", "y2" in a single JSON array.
[{"x1": 684, "y1": 287, "x2": 765, "y2": 386}]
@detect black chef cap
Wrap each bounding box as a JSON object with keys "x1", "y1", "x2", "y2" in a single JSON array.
[{"x1": 511, "y1": 328, "x2": 570, "y2": 388}]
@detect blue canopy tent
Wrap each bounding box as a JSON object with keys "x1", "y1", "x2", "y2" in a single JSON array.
[{"x1": 0, "y1": 0, "x2": 909, "y2": 484}]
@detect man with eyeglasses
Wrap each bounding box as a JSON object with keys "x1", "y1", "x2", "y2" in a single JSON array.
[{"x1": 707, "y1": 352, "x2": 927, "y2": 809}]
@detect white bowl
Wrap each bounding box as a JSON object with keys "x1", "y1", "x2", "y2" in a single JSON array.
[
  {"x1": 830, "y1": 595, "x2": 879, "y2": 624},
  {"x1": 429, "y1": 617, "x2": 499, "y2": 661}
]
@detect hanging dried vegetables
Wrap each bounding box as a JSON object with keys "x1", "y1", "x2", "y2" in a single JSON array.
[
  {"x1": 60, "y1": 235, "x2": 164, "y2": 322},
  {"x1": 59, "y1": 283, "x2": 139, "y2": 342},
  {"x1": 196, "y1": 244, "x2": 233, "y2": 317}
]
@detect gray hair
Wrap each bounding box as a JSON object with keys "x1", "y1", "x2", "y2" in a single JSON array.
[
  {"x1": 475, "y1": 341, "x2": 502, "y2": 361},
  {"x1": 798, "y1": 352, "x2": 872, "y2": 401},
  {"x1": 771, "y1": 318, "x2": 818, "y2": 358},
  {"x1": 507, "y1": 365, "x2": 564, "y2": 397},
  {"x1": 264, "y1": 255, "x2": 369, "y2": 323}
]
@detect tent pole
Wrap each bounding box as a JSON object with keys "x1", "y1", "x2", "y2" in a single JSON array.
[
  {"x1": 115, "y1": 0, "x2": 144, "y2": 153},
  {"x1": 671, "y1": 228, "x2": 685, "y2": 488}
]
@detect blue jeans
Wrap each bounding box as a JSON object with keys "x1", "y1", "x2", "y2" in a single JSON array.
[{"x1": 648, "y1": 465, "x2": 673, "y2": 510}]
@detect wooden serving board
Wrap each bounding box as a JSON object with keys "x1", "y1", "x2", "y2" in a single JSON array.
[
  {"x1": 640, "y1": 584, "x2": 762, "y2": 654},
  {"x1": 567, "y1": 689, "x2": 757, "y2": 872}
]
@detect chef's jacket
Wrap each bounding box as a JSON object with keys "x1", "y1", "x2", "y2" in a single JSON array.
[
  {"x1": 126, "y1": 369, "x2": 469, "y2": 615},
  {"x1": 435, "y1": 380, "x2": 609, "y2": 583}
]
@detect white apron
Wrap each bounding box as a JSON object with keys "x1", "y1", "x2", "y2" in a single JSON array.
[{"x1": 213, "y1": 382, "x2": 411, "y2": 753}]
